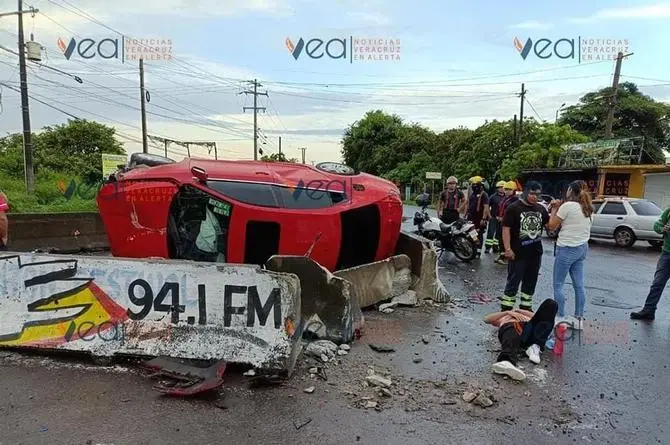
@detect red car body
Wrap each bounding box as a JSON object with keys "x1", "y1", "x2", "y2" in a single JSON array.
[{"x1": 96, "y1": 156, "x2": 403, "y2": 272}]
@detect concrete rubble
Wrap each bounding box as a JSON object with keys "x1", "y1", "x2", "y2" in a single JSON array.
[
  {"x1": 304, "y1": 340, "x2": 339, "y2": 362},
  {"x1": 378, "y1": 290, "x2": 418, "y2": 313}
]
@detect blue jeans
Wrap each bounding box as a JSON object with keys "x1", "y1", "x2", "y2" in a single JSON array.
[
  {"x1": 642, "y1": 251, "x2": 670, "y2": 312},
  {"x1": 553, "y1": 243, "x2": 588, "y2": 318}
]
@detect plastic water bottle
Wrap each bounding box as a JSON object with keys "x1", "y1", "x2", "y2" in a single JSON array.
[
  {"x1": 545, "y1": 336, "x2": 555, "y2": 350},
  {"x1": 554, "y1": 324, "x2": 567, "y2": 355}
]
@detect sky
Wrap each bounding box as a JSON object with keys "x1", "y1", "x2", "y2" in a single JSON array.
[{"x1": 0, "y1": 0, "x2": 669, "y2": 165}]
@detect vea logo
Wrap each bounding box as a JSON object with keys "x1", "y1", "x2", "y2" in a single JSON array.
[
  {"x1": 57, "y1": 36, "x2": 173, "y2": 63},
  {"x1": 285, "y1": 36, "x2": 401, "y2": 63},
  {"x1": 514, "y1": 36, "x2": 630, "y2": 63},
  {"x1": 57, "y1": 36, "x2": 120, "y2": 61},
  {"x1": 514, "y1": 37, "x2": 574, "y2": 60},
  {"x1": 285, "y1": 36, "x2": 347, "y2": 60}
]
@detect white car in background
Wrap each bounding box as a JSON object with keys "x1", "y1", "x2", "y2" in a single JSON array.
[{"x1": 590, "y1": 197, "x2": 665, "y2": 248}]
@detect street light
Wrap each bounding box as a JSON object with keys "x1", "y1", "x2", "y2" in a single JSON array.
[{"x1": 555, "y1": 103, "x2": 566, "y2": 123}]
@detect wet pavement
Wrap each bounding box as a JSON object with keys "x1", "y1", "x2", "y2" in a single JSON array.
[{"x1": 1, "y1": 206, "x2": 669, "y2": 444}]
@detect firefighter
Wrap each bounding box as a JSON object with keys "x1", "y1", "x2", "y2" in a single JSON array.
[
  {"x1": 466, "y1": 176, "x2": 491, "y2": 258},
  {"x1": 485, "y1": 180, "x2": 506, "y2": 254},
  {"x1": 495, "y1": 181, "x2": 518, "y2": 265},
  {"x1": 437, "y1": 176, "x2": 466, "y2": 224}
]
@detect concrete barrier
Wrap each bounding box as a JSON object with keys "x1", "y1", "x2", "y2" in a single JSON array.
[
  {"x1": 0, "y1": 253, "x2": 302, "y2": 373},
  {"x1": 395, "y1": 231, "x2": 449, "y2": 303},
  {"x1": 334, "y1": 254, "x2": 412, "y2": 309},
  {"x1": 7, "y1": 213, "x2": 109, "y2": 252},
  {"x1": 265, "y1": 255, "x2": 355, "y2": 344}
]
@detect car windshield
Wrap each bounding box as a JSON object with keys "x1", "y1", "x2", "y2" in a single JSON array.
[{"x1": 629, "y1": 200, "x2": 662, "y2": 216}]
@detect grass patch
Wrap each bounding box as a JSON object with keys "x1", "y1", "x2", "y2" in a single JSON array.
[{"x1": 1, "y1": 173, "x2": 98, "y2": 214}]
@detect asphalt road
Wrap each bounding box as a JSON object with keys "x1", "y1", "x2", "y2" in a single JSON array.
[{"x1": 1, "y1": 206, "x2": 669, "y2": 445}]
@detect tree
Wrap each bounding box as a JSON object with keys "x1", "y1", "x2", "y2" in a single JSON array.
[
  {"x1": 559, "y1": 82, "x2": 669, "y2": 163},
  {"x1": 498, "y1": 122, "x2": 589, "y2": 178},
  {"x1": 0, "y1": 119, "x2": 126, "y2": 183},
  {"x1": 34, "y1": 119, "x2": 125, "y2": 182},
  {"x1": 260, "y1": 152, "x2": 299, "y2": 163},
  {"x1": 341, "y1": 110, "x2": 406, "y2": 176}
]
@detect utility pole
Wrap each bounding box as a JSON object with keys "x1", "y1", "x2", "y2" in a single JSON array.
[
  {"x1": 517, "y1": 83, "x2": 525, "y2": 146},
  {"x1": 14, "y1": 0, "x2": 36, "y2": 193},
  {"x1": 139, "y1": 58, "x2": 148, "y2": 153},
  {"x1": 242, "y1": 79, "x2": 267, "y2": 161},
  {"x1": 278, "y1": 136, "x2": 282, "y2": 156},
  {"x1": 163, "y1": 139, "x2": 168, "y2": 157},
  {"x1": 299, "y1": 147, "x2": 307, "y2": 164},
  {"x1": 604, "y1": 52, "x2": 633, "y2": 139}
]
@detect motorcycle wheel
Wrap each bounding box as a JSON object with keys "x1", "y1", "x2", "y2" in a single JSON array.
[{"x1": 452, "y1": 235, "x2": 477, "y2": 262}]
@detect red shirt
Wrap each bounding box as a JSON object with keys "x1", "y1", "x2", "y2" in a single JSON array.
[{"x1": 0, "y1": 193, "x2": 8, "y2": 212}]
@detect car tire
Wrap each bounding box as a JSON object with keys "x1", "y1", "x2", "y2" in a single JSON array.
[{"x1": 614, "y1": 227, "x2": 636, "y2": 248}]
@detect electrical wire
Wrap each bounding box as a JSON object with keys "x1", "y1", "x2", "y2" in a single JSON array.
[
  {"x1": 24, "y1": 8, "x2": 253, "y2": 140},
  {"x1": 524, "y1": 96, "x2": 545, "y2": 122}
]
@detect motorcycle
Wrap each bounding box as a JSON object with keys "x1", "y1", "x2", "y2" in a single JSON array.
[{"x1": 412, "y1": 193, "x2": 478, "y2": 262}]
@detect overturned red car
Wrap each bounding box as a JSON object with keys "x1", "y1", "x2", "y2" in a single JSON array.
[{"x1": 96, "y1": 153, "x2": 403, "y2": 272}]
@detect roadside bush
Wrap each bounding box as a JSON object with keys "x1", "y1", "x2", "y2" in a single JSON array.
[{"x1": 0, "y1": 173, "x2": 98, "y2": 213}]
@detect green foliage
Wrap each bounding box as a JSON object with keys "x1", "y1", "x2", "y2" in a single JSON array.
[
  {"x1": 0, "y1": 119, "x2": 126, "y2": 213},
  {"x1": 559, "y1": 82, "x2": 670, "y2": 163},
  {"x1": 341, "y1": 110, "x2": 406, "y2": 176},
  {"x1": 499, "y1": 123, "x2": 590, "y2": 178},
  {"x1": 342, "y1": 112, "x2": 590, "y2": 186},
  {"x1": 260, "y1": 152, "x2": 299, "y2": 163},
  {"x1": 0, "y1": 119, "x2": 126, "y2": 183},
  {"x1": 0, "y1": 173, "x2": 97, "y2": 213}
]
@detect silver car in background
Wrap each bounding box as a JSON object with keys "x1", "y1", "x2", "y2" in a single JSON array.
[{"x1": 591, "y1": 197, "x2": 665, "y2": 248}]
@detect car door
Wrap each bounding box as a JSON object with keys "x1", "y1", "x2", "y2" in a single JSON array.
[
  {"x1": 594, "y1": 201, "x2": 628, "y2": 237},
  {"x1": 628, "y1": 200, "x2": 663, "y2": 239},
  {"x1": 590, "y1": 200, "x2": 606, "y2": 235}
]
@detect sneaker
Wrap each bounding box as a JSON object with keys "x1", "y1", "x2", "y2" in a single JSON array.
[
  {"x1": 630, "y1": 310, "x2": 655, "y2": 321},
  {"x1": 572, "y1": 317, "x2": 585, "y2": 331},
  {"x1": 491, "y1": 360, "x2": 526, "y2": 381},
  {"x1": 525, "y1": 344, "x2": 541, "y2": 364}
]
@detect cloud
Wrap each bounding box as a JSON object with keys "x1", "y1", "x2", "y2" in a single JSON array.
[
  {"x1": 508, "y1": 20, "x2": 554, "y2": 30},
  {"x1": 346, "y1": 12, "x2": 391, "y2": 27},
  {"x1": 567, "y1": 3, "x2": 670, "y2": 24}
]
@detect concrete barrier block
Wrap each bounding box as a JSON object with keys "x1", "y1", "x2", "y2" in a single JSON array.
[
  {"x1": 0, "y1": 253, "x2": 302, "y2": 373},
  {"x1": 395, "y1": 231, "x2": 450, "y2": 303},
  {"x1": 334, "y1": 254, "x2": 412, "y2": 309},
  {"x1": 7, "y1": 213, "x2": 109, "y2": 252},
  {"x1": 265, "y1": 255, "x2": 354, "y2": 344}
]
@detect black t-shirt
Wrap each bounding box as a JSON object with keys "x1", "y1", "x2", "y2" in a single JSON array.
[
  {"x1": 502, "y1": 200, "x2": 549, "y2": 257},
  {"x1": 489, "y1": 192, "x2": 505, "y2": 217},
  {"x1": 468, "y1": 191, "x2": 489, "y2": 221}
]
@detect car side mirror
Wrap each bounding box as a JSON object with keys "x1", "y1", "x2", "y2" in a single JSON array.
[{"x1": 191, "y1": 166, "x2": 208, "y2": 183}]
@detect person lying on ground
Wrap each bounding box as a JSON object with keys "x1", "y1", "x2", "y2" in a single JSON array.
[{"x1": 483, "y1": 299, "x2": 558, "y2": 381}]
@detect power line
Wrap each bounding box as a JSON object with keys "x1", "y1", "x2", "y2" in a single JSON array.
[
  {"x1": 25, "y1": 8, "x2": 251, "y2": 139},
  {"x1": 261, "y1": 61, "x2": 614, "y2": 88},
  {"x1": 524, "y1": 96, "x2": 544, "y2": 122}
]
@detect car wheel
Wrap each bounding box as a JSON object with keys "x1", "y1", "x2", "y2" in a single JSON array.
[{"x1": 614, "y1": 227, "x2": 635, "y2": 248}]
